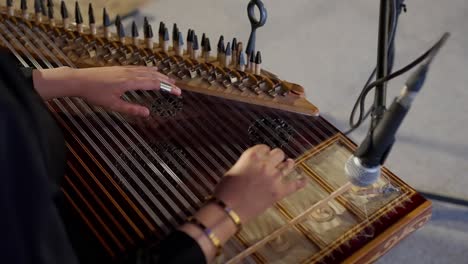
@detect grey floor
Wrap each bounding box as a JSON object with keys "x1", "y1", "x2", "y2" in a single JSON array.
[{"x1": 133, "y1": 0, "x2": 468, "y2": 262}]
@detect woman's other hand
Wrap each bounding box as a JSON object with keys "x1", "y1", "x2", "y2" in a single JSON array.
[
  {"x1": 215, "y1": 144, "x2": 307, "y2": 223},
  {"x1": 32, "y1": 66, "x2": 181, "y2": 117}
]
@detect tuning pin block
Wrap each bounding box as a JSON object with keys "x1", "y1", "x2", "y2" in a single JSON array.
[
  {"x1": 75, "y1": 1, "x2": 83, "y2": 33},
  {"x1": 60, "y1": 0, "x2": 69, "y2": 29},
  {"x1": 88, "y1": 3, "x2": 96, "y2": 35}
]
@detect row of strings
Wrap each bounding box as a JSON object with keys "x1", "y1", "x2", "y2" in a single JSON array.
[{"x1": 0, "y1": 18, "x2": 342, "y2": 237}]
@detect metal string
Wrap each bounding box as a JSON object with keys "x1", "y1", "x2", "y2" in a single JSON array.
[
  {"x1": 30, "y1": 23, "x2": 213, "y2": 202},
  {"x1": 0, "y1": 21, "x2": 183, "y2": 230}
]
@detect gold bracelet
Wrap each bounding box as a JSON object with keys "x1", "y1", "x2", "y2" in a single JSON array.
[
  {"x1": 205, "y1": 196, "x2": 242, "y2": 233},
  {"x1": 186, "y1": 216, "x2": 222, "y2": 256}
]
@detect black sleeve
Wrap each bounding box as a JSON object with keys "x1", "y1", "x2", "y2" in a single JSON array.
[
  {"x1": 0, "y1": 53, "x2": 78, "y2": 264},
  {"x1": 0, "y1": 52, "x2": 207, "y2": 264},
  {"x1": 127, "y1": 231, "x2": 206, "y2": 264}
]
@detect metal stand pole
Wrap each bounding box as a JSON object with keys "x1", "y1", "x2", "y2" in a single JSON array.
[{"x1": 372, "y1": 0, "x2": 392, "y2": 128}]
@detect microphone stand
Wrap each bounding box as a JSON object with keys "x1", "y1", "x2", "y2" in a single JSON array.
[{"x1": 372, "y1": 0, "x2": 392, "y2": 128}]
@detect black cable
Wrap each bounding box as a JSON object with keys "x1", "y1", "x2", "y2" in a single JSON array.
[
  {"x1": 345, "y1": 0, "x2": 404, "y2": 135},
  {"x1": 357, "y1": 32, "x2": 449, "y2": 112},
  {"x1": 418, "y1": 191, "x2": 468, "y2": 208}
]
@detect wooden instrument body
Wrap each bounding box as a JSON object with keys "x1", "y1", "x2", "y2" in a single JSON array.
[{"x1": 0, "y1": 9, "x2": 431, "y2": 264}]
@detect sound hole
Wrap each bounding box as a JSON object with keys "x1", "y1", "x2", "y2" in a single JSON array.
[
  {"x1": 151, "y1": 94, "x2": 183, "y2": 117},
  {"x1": 248, "y1": 117, "x2": 294, "y2": 148}
]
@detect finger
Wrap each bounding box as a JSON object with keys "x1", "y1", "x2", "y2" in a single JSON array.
[
  {"x1": 280, "y1": 177, "x2": 307, "y2": 198},
  {"x1": 251, "y1": 144, "x2": 271, "y2": 157},
  {"x1": 108, "y1": 99, "x2": 150, "y2": 117},
  {"x1": 275, "y1": 158, "x2": 295, "y2": 178},
  {"x1": 122, "y1": 77, "x2": 182, "y2": 95},
  {"x1": 126, "y1": 67, "x2": 176, "y2": 84},
  {"x1": 268, "y1": 148, "x2": 286, "y2": 166}
]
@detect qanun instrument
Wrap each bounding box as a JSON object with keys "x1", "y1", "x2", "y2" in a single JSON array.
[{"x1": 0, "y1": 1, "x2": 431, "y2": 263}]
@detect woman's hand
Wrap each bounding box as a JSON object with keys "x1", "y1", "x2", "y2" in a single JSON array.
[
  {"x1": 215, "y1": 144, "x2": 307, "y2": 223},
  {"x1": 32, "y1": 66, "x2": 181, "y2": 117},
  {"x1": 179, "y1": 145, "x2": 306, "y2": 262}
]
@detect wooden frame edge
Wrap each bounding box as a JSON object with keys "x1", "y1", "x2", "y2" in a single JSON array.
[{"x1": 343, "y1": 200, "x2": 432, "y2": 264}]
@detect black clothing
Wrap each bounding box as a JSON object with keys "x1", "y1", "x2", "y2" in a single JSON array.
[{"x1": 0, "y1": 53, "x2": 205, "y2": 264}]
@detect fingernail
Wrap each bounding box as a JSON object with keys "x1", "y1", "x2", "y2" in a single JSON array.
[
  {"x1": 141, "y1": 107, "x2": 150, "y2": 117},
  {"x1": 169, "y1": 78, "x2": 176, "y2": 84},
  {"x1": 172, "y1": 86, "x2": 182, "y2": 96}
]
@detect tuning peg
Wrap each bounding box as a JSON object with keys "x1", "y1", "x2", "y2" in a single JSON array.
[
  {"x1": 6, "y1": 0, "x2": 14, "y2": 16},
  {"x1": 21, "y1": 0, "x2": 29, "y2": 19},
  {"x1": 249, "y1": 50, "x2": 255, "y2": 72},
  {"x1": 131, "y1": 21, "x2": 139, "y2": 46},
  {"x1": 217, "y1": 35, "x2": 225, "y2": 63},
  {"x1": 201, "y1": 33, "x2": 206, "y2": 49},
  {"x1": 88, "y1": 3, "x2": 96, "y2": 35},
  {"x1": 143, "y1": 16, "x2": 149, "y2": 37},
  {"x1": 158, "y1": 21, "x2": 165, "y2": 47},
  {"x1": 255, "y1": 51, "x2": 262, "y2": 75},
  {"x1": 200, "y1": 33, "x2": 207, "y2": 57},
  {"x1": 145, "y1": 23, "x2": 154, "y2": 50},
  {"x1": 231, "y1": 38, "x2": 238, "y2": 66},
  {"x1": 163, "y1": 27, "x2": 170, "y2": 53},
  {"x1": 204, "y1": 37, "x2": 211, "y2": 62},
  {"x1": 238, "y1": 50, "x2": 246, "y2": 72},
  {"x1": 103, "y1": 7, "x2": 111, "y2": 39},
  {"x1": 60, "y1": 0, "x2": 69, "y2": 29},
  {"x1": 117, "y1": 19, "x2": 125, "y2": 43},
  {"x1": 40, "y1": 0, "x2": 47, "y2": 16},
  {"x1": 115, "y1": 15, "x2": 121, "y2": 30},
  {"x1": 75, "y1": 1, "x2": 83, "y2": 32},
  {"x1": 47, "y1": 1, "x2": 55, "y2": 25},
  {"x1": 172, "y1": 23, "x2": 179, "y2": 50},
  {"x1": 225, "y1": 42, "x2": 232, "y2": 67},
  {"x1": 218, "y1": 39, "x2": 225, "y2": 65},
  {"x1": 186, "y1": 29, "x2": 193, "y2": 56},
  {"x1": 34, "y1": 0, "x2": 43, "y2": 22},
  {"x1": 191, "y1": 34, "x2": 200, "y2": 60},
  {"x1": 176, "y1": 31, "x2": 184, "y2": 56}
]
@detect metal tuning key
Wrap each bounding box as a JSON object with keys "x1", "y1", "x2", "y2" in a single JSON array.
[{"x1": 246, "y1": 0, "x2": 267, "y2": 58}]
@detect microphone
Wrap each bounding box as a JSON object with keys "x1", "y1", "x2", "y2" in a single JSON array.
[{"x1": 345, "y1": 33, "x2": 449, "y2": 187}]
